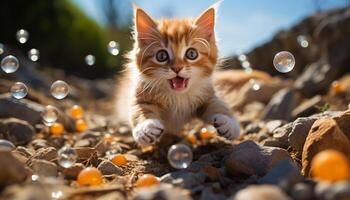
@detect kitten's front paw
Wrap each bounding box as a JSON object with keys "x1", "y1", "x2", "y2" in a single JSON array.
[
  {"x1": 132, "y1": 119, "x2": 164, "y2": 147},
  {"x1": 211, "y1": 114, "x2": 240, "y2": 140}
]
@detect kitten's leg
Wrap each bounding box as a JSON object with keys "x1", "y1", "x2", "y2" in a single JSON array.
[
  {"x1": 199, "y1": 97, "x2": 240, "y2": 140},
  {"x1": 130, "y1": 103, "x2": 165, "y2": 147}
]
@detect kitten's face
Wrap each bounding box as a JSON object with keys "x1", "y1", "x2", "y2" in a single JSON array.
[{"x1": 133, "y1": 7, "x2": 218, "y2": 94}]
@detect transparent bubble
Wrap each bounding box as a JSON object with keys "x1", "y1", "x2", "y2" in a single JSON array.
[
  {"x1": 51, "y1": 190, "x2": 64, "y2": 200},
  {"x1": 241, "y1": 61, "x2": 251, "y2": 68},
  {"x1": 0, "y1": 43, "x2": 4, "y2": 55},
  {"x1": 249, "y1": 79, "x2": 261, "y2": 91},
  {"x1": 167, "y1": 144, "x2": 193, "y2": 169},
  {"x1": 10, "y1": 82, "x2": 28, "y2": 99},
  {"x1": 50, "y1": 80, "x2": 69, "y2": 99},
  {"x1": 58, "y1": 145, "x2": 77, "y2": 168},
  {"x1": 297, "y1": 35, "x2": 309, "y2": 48},
  {"x1": 0, "y1": 139, "x2": 15, "y2": 151},
  {"x1": 1, "y1": 55, "x2": 19, "y2": 73},
  {"x1": 28, "y1": 48, "x2": 40, "y2": 61},
  {"x1": 273, "y1": 51, "x2": 295, "y2": 73},
  {"x1": 31, "y1": 174, "x2": 40, "y2": 182},
  {"x1": 244, "y1": 67, "x2": 252, "y2": 74},
  {"x1": 107, "y1": 41, "x2": 120, "y2": 56},
  {"x1": 85, "y1": 54, "x2": 95, "y2": 66},
  {"x1": 16, "y1": 29, "x2": 29, "y2": 44},
  {"x1": 238, "y1": 54, "x2": 247, "y2": 62},
  {"x1": 42, "y1": 105, "x2": 59, "y2": 124}
]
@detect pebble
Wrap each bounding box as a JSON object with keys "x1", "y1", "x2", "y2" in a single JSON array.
[
  {"x1": 97, "y1": 160, "x2": 123, "y2": 175},
  {"x1": 0, "y1": 118, "x2": 35, "y2": 145},
  {"x1": 29, "y1": 159, "x2": 58, "y2": 177},
  {"x1": 262, "y1": 88, "x2": 296, "y2": 121},
  {"x1": 0, "y1": 151, "x2": 28, "y2": 187},
  {"x1": 63, "y1": 163, "x2": 85, "y2": 179},
  {"x1": 32, "y1": 147, "x2": 58, "y2": 161},
  {"x1": 288, "y1": 117, "x2": 317, "y2": 153},
  {"x1": 232, "y1": 185, "x2": 291, "y2": 200},
  {"x1": 291, "y1": 182, "x2": 315, "y2": 200}
]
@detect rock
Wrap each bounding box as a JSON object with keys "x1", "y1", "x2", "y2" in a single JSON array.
[
  {"x1": 0, "y1": 118, "x2": 35, "y2": 145},
  {"x1": 0, "y1": 94, "x2": 45, "y2": 125},
  {"x1": 262, "y1": 139, "x2": 287, "y2": 148},
  {"x1": 63, "y1": 163, "x2": 84, "y2": 179},
  {"x1": 243, "y1": 122, "x2": 262, "y2": 135},
  {"x1": 232, "y1": 185, "x2": 291, "y2": 200},
  {"x1": 0, "y1": 150, "x2": 28, "y2": 187},
  {"x1": 333, "y1": 109, "x2": 350, "y2": 139},
  {"x1": 327, "y1": 181, "x2": 350, "y2": 200},
  {"x1": 288, "y1": 117, "x2": 318, "y2": 153},
  {"x1": 292, "y1": 95, "x2": 323, "y2": 119},
  {"x1": 31, "y1": 139, "x2": 49, "y2": 150},
  {"x1": 315, "y1": 182, "x2": 333, "y2": 200},
  {"x1": 258, "y1": 159, "x2": 303, "y2": 187},
  {"x1": 133, "y1": 183, "x2": 192, "y2": 200},
  {"x1": 160, "y1": 171, "x2": 206, "y2": 189},
  {"x1": 0, "y1": 139, "x2": 15, "y2": 151},
  {"x1": 262, "y1": 88, "x2": 296, "y2": 121},
  {"x1": 290, "y1": 182, "x2": 315, "y2": 200},
  {"x1": 29, "y1": 159, "x2": 58, "y2": 177},
  {"x1": 74, "y1": 139, "x2": 91, "y2": 147},
  {"x1": 225, "y1": 140, "x2": 292, "y2": 176},
  {"x1": 302, "y1": 118, "x2": 350, "y2": 176},
  {"x1": 97, "y1": 160, "x2": 122, "y2": 175},
  {"x1": 271, "y1": 123, "x2": 293, "y2": 149},
  {"x1": 32, "y1": 147, "x2": 58, "y2": 161},
  {"x1": 15, "y1": 146, "x2": 33, "y2": 157},
  {"x1": 75, "y1": 147, "x2": 96, "y2": 162},
  {"x1": 96, "y1": 192, "x2": 126, "y2": 200},
  {"x1": 200, "y1": 188, "x2": 226, "y2": 200},
  {"x1": 266, "y1": 120, "x2": 285, "y2": 133}
]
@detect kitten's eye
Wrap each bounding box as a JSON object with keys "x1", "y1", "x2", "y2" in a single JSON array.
[
  {"x1": 185, "y1": 48, "x2": 198, "y2": 60},
  {"x1": 155, "y1": 50, "x2": 169, "y2": 63}
]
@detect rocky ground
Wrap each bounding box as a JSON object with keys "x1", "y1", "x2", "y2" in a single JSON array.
[{"x1": 1, "y1": 6, "x2": 350, "y2": 200}]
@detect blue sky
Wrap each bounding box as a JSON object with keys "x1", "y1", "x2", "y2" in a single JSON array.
[{"x1": 73, "y1": 0, "x2": 348, "y2": 57}]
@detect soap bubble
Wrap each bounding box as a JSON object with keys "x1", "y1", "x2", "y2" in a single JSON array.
[
  {"x1": 42, "y1": 105, "x2": 59, "y2": 124},
  {"x1": 16, "y1": 29, "x2": 29, "y2": 44},
  {"x1": 297, "y1": 35, "x2": 309, "y2": 48},
  {"x1": 58, "y1": 145, "x2": 77, "y2": 168},
  {"x1": 238, "y1": 54, "x2": 247, "y2": 62},
  {"x1": 0, "y1": 43, "x2": 4, "y2": 55},
  {"x1": 50, "y1": 80, "x2": 69, "y2": 99},
  {"x1": 241, "y1": 61, "x2": 251, "y2": 69},
  {"x1": 107, "y1": 41, "x2": 120, "y2": 56},
  {"x1": 28, "y1": 48, "x2": 40, "y2": 61},
  {"x1": 0, "y1": 139, "x2": 15, "y2": 151},
  {"x1": 273, "y1": 51, "x2": 295, "y2": 73},
  {"x1": 249, "y1": 79, "x2": 261, "y2": 91},
  {"x1": 167, "y1": 144, "x2": 193, "y2": 169},
  {"x1": 85, "y1": 54, "x2": 95, "y2": 66},
  {"x1": 10, "y1": 82, "x2": 28, "y2": 99},
  {"x1": 1, "y1": 55, "x2": 19, "y2": 73}
]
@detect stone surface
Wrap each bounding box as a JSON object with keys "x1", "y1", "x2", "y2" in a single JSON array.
[
  {"x1": 262, "y1": 89, "x2": 296, "y2": 121},
  {"x1": 29, "y1": 159, "x2": 58, "y2": 177},
  {"x1": 32, "y1": 147, "x2": 58, "y2": 161},
  {"x1": 0, "y1": 118, "x2": 35, "y2": 145},
  {"x1": 288, "y1": 117, "x2": 318, "y2": 153},
  {"x1": 0, "y1": 151, "x2": 28, "y2": 187},
  {"x1": 232, "y1": 185, "x2": 291, "y2": 200},
  {"x1": 133, "y1": 184, "x2": 192, "y2": 200},
  {"x1": 63, "y1": 163, "x2": 85, "y2": 179},
  {"x1": 0, "y1": 139, "x2": 16, "y2": 151},
  {"x1": 302, "y1": 118, "x2": 350, "y2": 176},
  {"x1": 31, "y1": 139, "x2": 49, "y2": 150},
  {"x1": 292, "y1": 95, "x2": 323, "y2": 119},
  {"x1": 160, "y1": 171, "x2": 206, "y2": 189},
  {"x1": 97, "y1": 160, "x2": 123, "y2": 175},
  {"x1": 290, "y1": 182, "x2": 315, "y2": 200},
  {"x1": 225, "y1": 140, "x2": 292, "y2": 176},
  {"x1": 333, "y1": 109, "x2": 350, "y2": 139}
]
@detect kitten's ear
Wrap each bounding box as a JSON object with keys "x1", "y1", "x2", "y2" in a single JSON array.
[
  {"x1": 194, "y1": 3, "x2": 219, "y2": 40},
  {"x1": 134, "y1": 6, "x2": 159, "y2": 45}
]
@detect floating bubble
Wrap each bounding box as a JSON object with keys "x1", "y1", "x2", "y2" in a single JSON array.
[
  {"x1": 16, "y1": 29, "x2": 29, "y2": 44},
  {"x1": 58, "y1": 145, "x2": 77, "y2": 168},
  {"x1": 249, "y1": 79, "x2": 261, "y2": 91},
  {"x1": 51, "y1": 80, "x2": 69, "y2": 99},
  {"x1": 10, "y1": 82, "x2": 28, "y2": 99},
  {"x1": 273, "y1": 51, "x2": 295, "y2": 73},
  {"x1": 1, "y1": 55, "x2": 19, "y2": 73},
  {"x1": 297, "y1": 35, "x2": 309, "y2": 48},
  {"x1": 167, "y1": 144, "x2": 193, "y2": 169},
  {"x1": 0, "y1": 139, "x2": 15, "y2": 151},
  {"x1": 238, "y1": 54, "x2": 247, "y2": 62},
  {"x1": 107, "y1": 41, "x2": 120, "y2": 56},
  {"x1": 42, "y1": 105, "x2": 59, "y2": 124},
  {"x1": 85, "y1": 54, "x2": 95, "y2": 66},
  {"x1": 241, "y1": 61, "x2": 251, "y2": 69},
  {"x1": 244, "y1": 67, "x2": 252, "y2": 74},
  {"x1": 0, "y1": 43, "x2": 4, "y2": 55},
  {"x1": 28, "y1": 48, "x2": 40, "y2": 61},
  {"x1": 31, "y1": 174, "x2": 40, "y2": 182}
]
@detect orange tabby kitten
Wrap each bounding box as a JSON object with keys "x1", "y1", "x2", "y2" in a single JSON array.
[{"x1": 116, "y1": 4, "x2": 240, "y2": 147}]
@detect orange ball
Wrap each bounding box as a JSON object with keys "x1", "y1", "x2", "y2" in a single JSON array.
[
  {"x1": 77, "y1": 167, "x2": 103, "y2": 186},
  {"x1": 186, "y1": 134, "x2": 197, "y2": 145},
  {"x1": 70, "y1": 105, "x2": 84, "y2": 119},
  {"x1": 111, "y1": 154, "x2": 127, "y2": 166},
  {"x1": 50, "y1": 122, "x2": 64, "y2": 136},
  {"x1": 135, "y1": 174, "x2": 160, "y2": 188},
  {"x1": 75, "y1": 119, "x2": 88, "y2": 133},
  {"x1": 104, "y1": 134, "x2": 114, "y2": 143},
  {"x1": 332, "y1": 81, "x2": 344, "y2": 94},
  {"x1": 200, "y1": 128, "x2": 214, "y2": 140},
  {"x1": 311, "y1": 149, "x2": 350, "y2": 182}
]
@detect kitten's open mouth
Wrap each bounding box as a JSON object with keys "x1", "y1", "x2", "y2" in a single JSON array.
[{"x1": 169, "y1": 76, "x2": 189, "y2": 91}]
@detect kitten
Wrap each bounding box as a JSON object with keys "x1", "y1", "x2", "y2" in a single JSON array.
[{"x1": 115, "y1": 4, "x2": 240, "y2": 147}]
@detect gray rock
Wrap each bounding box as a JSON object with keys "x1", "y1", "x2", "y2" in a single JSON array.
[
  {"x1": 32, "y1": 147, "x2": 58, "y2": 161},
  {"x1": 262, "y1": 88, "x2": 296, "y2": 121},
  {"x1": 225, "y1": 140, "x2": 292, "y2": 176},
  {"x1": 30, "y1": 159, "x2": 58, "y2": 177},
  {"x1": 133, "y1": 183, "x2": 192, "y2": 200},
  {"x1": 316, "y1": 181, "x2": 350, "y2": 200},
  {"x1": 266, "y1": 120, "x2": 286, "y2": 133},
  {"x1": 0, "y1": 150, "x2": 28, "y2": 187},
  {"x1": 271, "y1": 123, "x2": 293, "y2": 148},
  {"x1": 97, "y1": 160, "x2": 122, "y2": 175},
  {"x1": 0, "y1": 94, "x2": 45, "y2": 125},
  {"x1": 200, "y1": 188, "x2": 226, "y2": 200},
  {"x1": 288, "y1": 117, "x2": 317, "y2": 153},
  {"x1": 315, "y1": 182, "x2": 333, "y2": 200},
  {"x1": 258, "y1": 159, "x2": 303, "y2": 187},
  {"x1": 0, "y1": 118, "x2": 35, "y2": 145},
  {"x1": 292, "y1": 95, "x2": 323, "y2": 119},
  {"x1": 232, "y1": 185, "x2": 291, "y2": 200},
  {"x1": 0, "y1": 139, "x2": 15, "y2": 151},
  {"x1": 291, "y1": 182, "x2": 315, "y2": 200},
  {"x1": 243, "y1": 122, "x2": 262, "y2": 135},
  {"x1": 31, "y1": 139, "x2": 49, "y2": 150},
  {"x1": 160, "y1": 171, "x2": 206, "y2": 189},
  {"x1": 262, "y1": 139, "x2": 288, "y2": 148}
]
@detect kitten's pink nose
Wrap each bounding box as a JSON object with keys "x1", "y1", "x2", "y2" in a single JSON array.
[{"x1": 170, "y1": 66, "x2": 182, "y2": 73}]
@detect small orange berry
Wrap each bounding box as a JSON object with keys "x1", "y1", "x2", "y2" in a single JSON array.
[
  {"x1": 104, "y1": 134, "x2": 114, "y2": 143},
  {"x1": 200, "y1": 128, "x2": 214, "y2": 140},
  {"x1": 50, "y1": 122, "x2": 64, "y2": 136},
  {"x1": 75, "y1": 119, "x2": 88, "y2": 133},
  {"x1": 77, "y1": 167, "x2": 103, "y2": 186},
  {"x1": 70, "y1": 105, "x2": 84, "y2": 119},
  {"x1": 135, "y1": 174, "x2": 159, "y2": 188},
  {"x1": 111, "y1": 154, "x2": 127, "y2": 166},
  {"x1": 332, "y1": 81, "x2": 344, "y2": 94},
  {"x1": 311, "y1": 149, "x2": 350, "y2": 182},
  {"x1": 186, "y1": 134, "x2": 197, "y2": 145}
]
